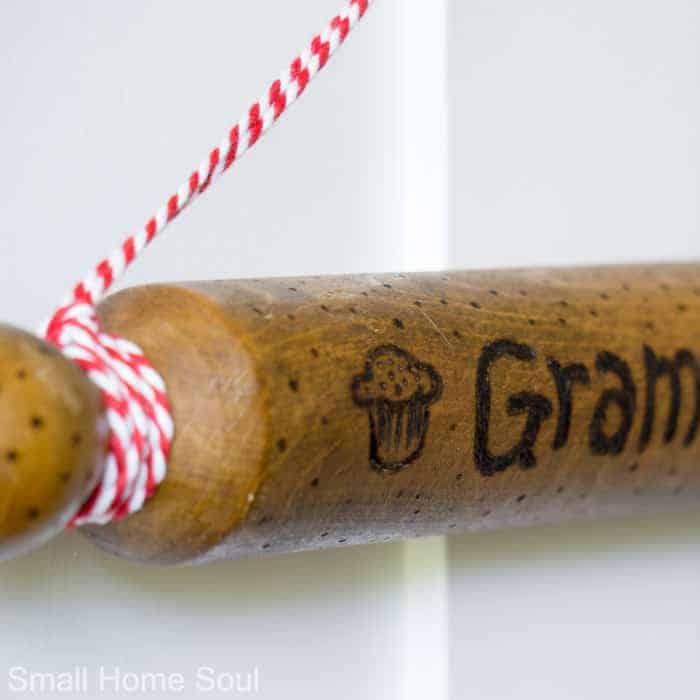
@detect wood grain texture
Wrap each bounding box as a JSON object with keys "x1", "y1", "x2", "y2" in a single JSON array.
[
  {"x1": 0, "y1": 325, "x2": 104, "y2": 559},
  {"x1": 80, "y1": 264, "x2": 700, "y2": 565}
]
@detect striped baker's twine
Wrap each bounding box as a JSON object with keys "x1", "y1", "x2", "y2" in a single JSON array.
[{"x1": 42, "y1": 0, "x2": 373, "y2": 526}]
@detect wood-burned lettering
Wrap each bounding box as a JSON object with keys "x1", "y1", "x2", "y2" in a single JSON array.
[
  {"x1": 588, "y1": 351, "x2": 636, "y2": 456},
  {"x1": 638, "y1": 345, "x2": 700, "y2": 451},
  {"x1": 474, "y1": 340, "x2": 552, "y2": 476},
  {"x1": 474, "y1": 339, "x2": 700, "y2": 477}
]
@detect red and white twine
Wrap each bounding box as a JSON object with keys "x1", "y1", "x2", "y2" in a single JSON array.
[{"x1": 42, "y1": 0, "x2": 373, "y2": 526}]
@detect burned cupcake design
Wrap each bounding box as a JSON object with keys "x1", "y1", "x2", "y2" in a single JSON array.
[{"x1": 352, "y1": 345, "x2": 443, "y2": 472}]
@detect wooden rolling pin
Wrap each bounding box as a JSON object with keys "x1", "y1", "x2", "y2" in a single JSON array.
[{"x1": 2, "y1": 264, "x2": 700, "y2": 565}]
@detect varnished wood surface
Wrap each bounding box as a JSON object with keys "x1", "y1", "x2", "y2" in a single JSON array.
[
  {"x1": 80, "y1": 264, "x2": 700, "y2": 565},
  {"x1": 0, "y1": 325, "x2": 104, "y2": 559}
]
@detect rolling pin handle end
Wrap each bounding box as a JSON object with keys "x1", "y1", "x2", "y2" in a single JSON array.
[{"x1": 0, "y1": 324, "x2": 105, "y2": 560}]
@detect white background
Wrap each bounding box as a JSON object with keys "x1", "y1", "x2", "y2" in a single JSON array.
[{"x1": 0, "y1": 1, "x2": 698, "y2": 698}]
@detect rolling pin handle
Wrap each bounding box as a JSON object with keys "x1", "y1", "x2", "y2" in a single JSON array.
[{"x1": 0, "y1": 324, "x2": 105, "y2": 560}]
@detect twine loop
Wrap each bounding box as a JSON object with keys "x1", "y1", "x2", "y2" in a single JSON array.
[{"x1": 44, "y1": 301, "x2": 172, "y2": 525}]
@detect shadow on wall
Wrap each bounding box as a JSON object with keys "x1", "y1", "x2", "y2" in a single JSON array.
[
  {"x1": 449, "y1": 508, "x2": 700, "y2": 570},
  {"x1": 1, "y1": 530, "x2": 404, "y2": 607}
]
